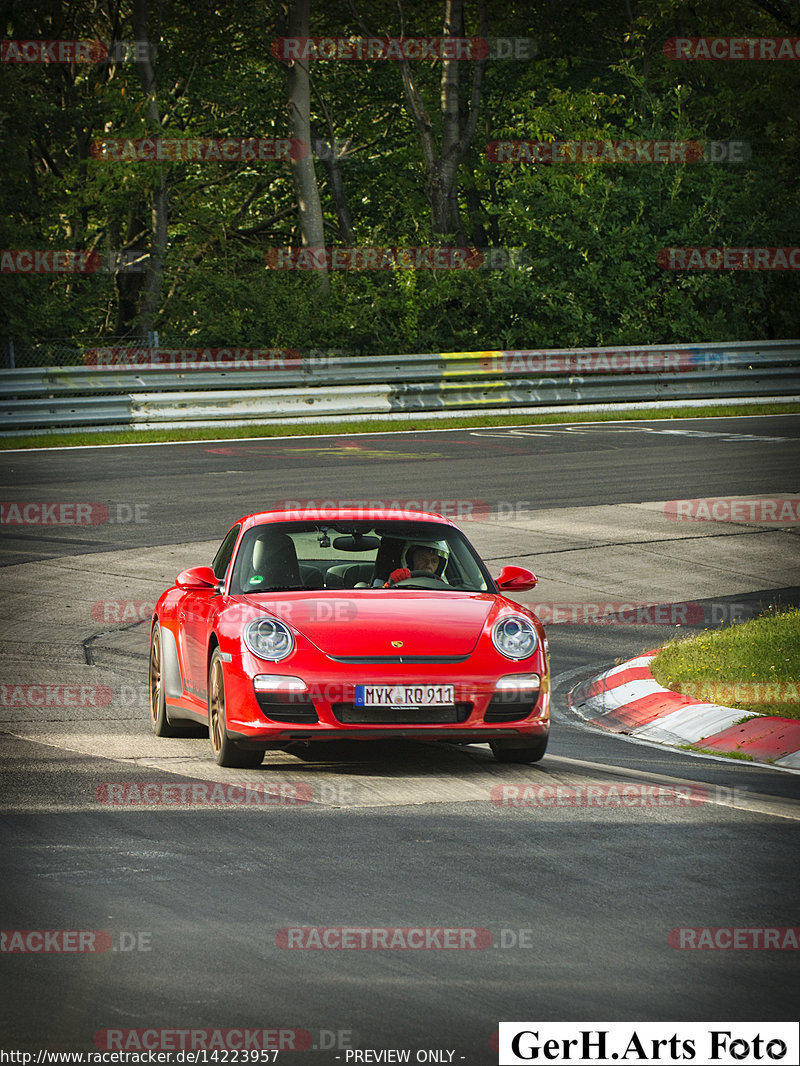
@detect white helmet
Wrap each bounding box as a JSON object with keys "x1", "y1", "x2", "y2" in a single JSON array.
[{"x1": 402, "y1": 538, "x2": 450, "y2": 576}]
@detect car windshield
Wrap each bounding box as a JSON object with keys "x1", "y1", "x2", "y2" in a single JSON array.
[{"x1": 228, "y1": 520, "x2": 492, "y2": 595}]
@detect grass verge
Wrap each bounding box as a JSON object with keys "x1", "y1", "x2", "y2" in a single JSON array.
[
  {"x1": 679, "y1": 745, "x2": 756, "y2": 761},
  {"x1": 1, "y1": 401, "x2": 798, "y2": 450},
  {"x1": 650, "y1": 606, "x2": 800, "y2": 719}
]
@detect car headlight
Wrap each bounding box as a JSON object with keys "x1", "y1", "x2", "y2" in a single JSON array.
[
  {"x1": 243, "y1": 618, "x2": 294, "y2": 661},
  {"x1": 492, "y1": 615, "x2": 539, "y2": 660}
]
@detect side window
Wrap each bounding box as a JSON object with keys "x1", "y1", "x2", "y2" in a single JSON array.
[{"x1": 212, "y1": 524, "x2": 240, "y2": 581}]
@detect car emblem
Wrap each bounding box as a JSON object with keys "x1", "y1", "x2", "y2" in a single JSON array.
[{"x1": 391, "y1": 640, "x2": 403, "y2": 648}]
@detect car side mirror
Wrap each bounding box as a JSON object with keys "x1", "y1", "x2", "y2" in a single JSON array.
[
  {"x1": 496, "y1": 565, "x2": 538, "y2": 592},
  {"x1": 176, "y1": 565, "x2": 219, "y2": 590}
]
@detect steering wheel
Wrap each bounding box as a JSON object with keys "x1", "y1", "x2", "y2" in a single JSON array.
[{"x1": 388, "y1": 569, "x2": 447, "y2": 587}]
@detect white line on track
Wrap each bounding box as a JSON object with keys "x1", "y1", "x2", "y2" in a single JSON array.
[{"x1": 1, "y1": 413, "x2": 797, "y2": 453}]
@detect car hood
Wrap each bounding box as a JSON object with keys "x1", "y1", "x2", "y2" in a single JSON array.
[{"x1": 244, "y1": 591, "x2": 496, "y2": 657}]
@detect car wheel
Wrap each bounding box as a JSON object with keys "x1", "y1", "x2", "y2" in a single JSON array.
[
  {"x1": 490, "y1": 736, "x2": 548, "y2": 764},
  {"x1": 208, "y1": 649, "x2": 265, "y2": 768},
  {"x1": 149, "y1": 622, "x2": 184, "y2": 738}
]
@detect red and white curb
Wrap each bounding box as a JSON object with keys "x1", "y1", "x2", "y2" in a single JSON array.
[{"x1": 568, "y1": 650, "x2": 800, "y2": 769}]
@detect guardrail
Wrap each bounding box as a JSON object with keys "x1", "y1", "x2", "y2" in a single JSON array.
[{"x1": 1, "y1": 340, "x2": 798, "y2": 433}]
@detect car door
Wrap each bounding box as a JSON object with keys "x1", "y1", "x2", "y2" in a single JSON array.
[
  {"x1": 177, "y1": 587, "x2": 217, "y2": 706},
  {"x1": 178, "y1": 524, "x2": 240, "y2": 708}
]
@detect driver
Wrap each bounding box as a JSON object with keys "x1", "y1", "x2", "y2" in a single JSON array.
[{"x1": 385, "y1": 539, "x2": 450, "y2": 585}]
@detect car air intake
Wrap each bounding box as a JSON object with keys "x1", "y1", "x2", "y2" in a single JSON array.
[
  {"x1": 255, "y1": 694, "x2": 319, "y2": 723},
  {"x1": 483, "y1": 696, "x2": 538, "y2": 723}
]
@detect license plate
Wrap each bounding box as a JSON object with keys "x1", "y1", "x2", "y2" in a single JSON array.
[{"x1": 354, "y1": 684, "x2": 455, "y2": 707}]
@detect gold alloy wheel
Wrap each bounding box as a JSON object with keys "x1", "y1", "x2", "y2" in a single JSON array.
[
  {"x1": 149, "y1": 626, "x2": 162, "y2": 729},
  {"x1": 209, "y1": 656, "x2": 226, "y2": 757},
  {"x1": 207, "y1": 650, "x2": 264, "y2": 768}
]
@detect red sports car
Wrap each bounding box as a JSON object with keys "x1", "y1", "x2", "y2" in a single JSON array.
[{"x1": 149, "y1": 509, "x2": 549, "y2": 766}]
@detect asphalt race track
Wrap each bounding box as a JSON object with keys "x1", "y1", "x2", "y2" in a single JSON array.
[{"x1": 1, "y1": 414, "x2": 799, "y2": 1064}]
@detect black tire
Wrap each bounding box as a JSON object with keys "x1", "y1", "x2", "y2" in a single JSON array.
[
  {"x1": 149, "y1": 622, "x2": 184, "y2": 738},
  {"x1": 490, "y1": 736, "x2": 548, "y2": 764},
  {"x1": 208, "y1": 649, "x2": 265, "y2": 768}
]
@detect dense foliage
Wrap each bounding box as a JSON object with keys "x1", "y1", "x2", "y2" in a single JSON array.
[{"x1": 1, "y1": 0, "x2": 798, "y2": 358}]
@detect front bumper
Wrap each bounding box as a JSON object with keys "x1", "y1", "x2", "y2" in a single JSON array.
[{"x1": 222, "y1": 649, "x2": 550, "y2": 744}]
